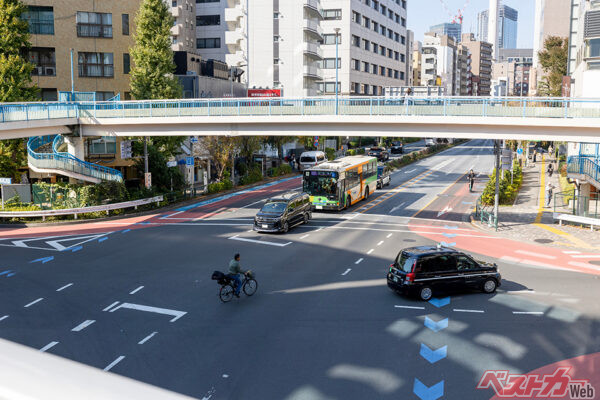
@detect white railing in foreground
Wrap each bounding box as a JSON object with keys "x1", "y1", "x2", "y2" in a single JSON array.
[{"x1": 0, "y1": 196, "x2": 163, "y2": 221}]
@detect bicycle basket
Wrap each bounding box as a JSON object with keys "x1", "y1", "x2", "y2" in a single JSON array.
[{"x1": 246, "y1": 270, "x2": 255, "y2": 279}]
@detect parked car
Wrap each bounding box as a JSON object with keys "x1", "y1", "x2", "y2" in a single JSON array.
[
  {"x1": 299, "y1": 151, "x2": 326, "y2": 171},
  {"x1": 253, "y1": 192, "x2": 311, "y2": 233},
  {"x1": 390, "y1": 141, "x2": 404, "y2": 154},
  {"x1": 376, "y1": 165, "x2": 391, "y2": 189},
  {"x1": 387, "y1": 245, "x2": 501, "y2": 301},
  {"x1": 367, "y1": 147, "x2": 389, "y2": 161},
  {"x1": 424, "y1": 139, "x2": 435, "y2": 147}
]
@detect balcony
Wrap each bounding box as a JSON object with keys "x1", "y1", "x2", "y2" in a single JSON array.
[
  {"x1": 303, "y1": 19, "x2": 323, "y2": 39},
  {"x1": 226, "y1": 51, "x2": 246, "y2": 67},
  {"x1": 304, "y1": 0, "x2": 324, "y2": 19},
  {"x1": 303, "y1": 42, "x2": 323, "y2": 60},
  {"x1": 225, "y1": 29, "x2": 245, "y2": 52},
  {"x1": 303, "y1": 64, "x2": 322, "y2": 79},
  {"x1": 225, "y1": 5, "x2": 245, "y2": 26},
  {"x1": 170, "y1": 25, "x2": 181, "y2": 37}
]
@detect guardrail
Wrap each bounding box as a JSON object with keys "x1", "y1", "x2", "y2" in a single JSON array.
[
  {"x1": 3, "y1": 96, "x2": 600, "y2": 123},
  {"x1": 27, "y1": 135, "x2": 123, "y2": 182},
  {"x1": 567, "y1": 156, "x2": 600, "y2": 185},
  {"x1": 475, "y1": 196, "x2": 498, "y2": 231},
  {"x1": 0, "y1": 196, "x2": 163, "y2": 221}
]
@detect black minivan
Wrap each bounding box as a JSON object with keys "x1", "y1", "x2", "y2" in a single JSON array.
[
  {"x1": 254, "y1": 192, "x2": 311, "y2": 233},
  {"x1": 387, "y1": 246, "x2": 501, "y2": 300}
]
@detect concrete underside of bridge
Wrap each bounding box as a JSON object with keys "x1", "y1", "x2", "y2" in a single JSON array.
[
  {"x1": 0, "y1": 118, "x2": 74, "y2": 140},
  {"x1": 78, "y1": 115, "x2": 600, "y2": 143}
]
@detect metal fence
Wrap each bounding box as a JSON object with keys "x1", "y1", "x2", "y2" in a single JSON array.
[
  {"x1": 554, "y1": 190, "x2": 600, "y2": 219},
  {"x1": 3, "y1": 97, "x2": 600, "y2": 123},
  {"x1": 567, "y1": 156, "x2": 600, "y2": 184},
  {"x1": 475, "y1": 196, "x2": 498, "y2": 231}
]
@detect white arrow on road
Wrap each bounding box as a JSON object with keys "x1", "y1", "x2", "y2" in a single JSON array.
[
  {"x1": 107, "y1": 302, "x2": 187, "y2": 322},
  {"x1": 390, "y1": 202, "x2": 406, "y2": 214},
  {"x1": 437, "y1": 205, "x2": 453, "y2": 218},
  {"x1": 404, "y1": 169, "x2": 417, "y2": 174}
]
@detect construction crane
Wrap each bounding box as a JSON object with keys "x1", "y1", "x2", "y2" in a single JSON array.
[{"x1": 438, "y1": 0, "x2": 471, "y2": 25}]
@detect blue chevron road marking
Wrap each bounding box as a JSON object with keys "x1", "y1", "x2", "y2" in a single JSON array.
[
  {"x1": 442, "y1": 233, "x2": 457, "y2": 238},
  {"x1": 424, "y1": 317, "x2": 448, "y2": 332},
  {"x1": 71, "y1": 246, "x2": 83, "y2": 252},
  {"x1": 440, "y1": 241, "x2": 456, "y2": 247},
  {"x1": 428, "y1": 297, "x2": 450, "y2": 308},
  {"x1": 462, "y1": 201, "x2": 474, "y2": 205},
  {"x1": 443, "y1": 225, "x2": 458, "y2": 230},
  {"x1": 30, "y1": 256, "x2": 54, "y2": 264},
  {"x1": 122, "y1": 229, "x2": 131, "y2": 234},
  {"x1": 98, "y1": 237, "x2": 108, "y2": 243},
  {"x1": 413, "y1": 378, "x2": 444, "y2": 400},
  {"x1": 0, "y1": 270, "x2": 15, "y2": 278},
  {"x1": 419, "y1": 344, "x2": 448, "y2": 364}
]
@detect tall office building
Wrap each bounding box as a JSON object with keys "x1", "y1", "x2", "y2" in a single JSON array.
[
  {"x1": 477, "y1": 4, "x2": 518, "y2": 49},
  {"x1": 423, "y1": 33, "x2": 458, "y2": 95},
  {"x1": 429, "y1": 23, "x2": 462, "y2": 43}
]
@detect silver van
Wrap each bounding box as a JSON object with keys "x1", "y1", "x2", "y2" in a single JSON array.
[{"x1": 299, "y1": 151, "x2": 326, "y2": 171}]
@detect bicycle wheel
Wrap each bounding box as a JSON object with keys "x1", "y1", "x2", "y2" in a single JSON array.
[
  {"x1": 219, "y1": 285, "x2": 235, "y2": 303},
  {"x1": 243, "y1": 279, "x2": 258, "y2": 296}
]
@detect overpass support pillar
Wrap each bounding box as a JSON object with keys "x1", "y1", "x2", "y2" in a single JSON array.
[
  {"x1": 576, "y1": 182, "x2": 591, "y2": 216},
  {"x1": 64, "y1": 136, "x2": 86, "y2": 184}
]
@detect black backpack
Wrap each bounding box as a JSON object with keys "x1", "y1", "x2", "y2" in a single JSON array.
[{"x1": 211, "y1": 271, "x2": 229, "y2": 284}]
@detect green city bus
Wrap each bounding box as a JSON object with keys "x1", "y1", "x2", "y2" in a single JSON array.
[{"x1": 303, "y1": 155, "x2": 378, "y2": 210}]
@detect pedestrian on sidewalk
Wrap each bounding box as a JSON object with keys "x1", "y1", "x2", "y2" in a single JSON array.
[
  {"x1": 289, "y1": 154, "x2": 296, "y2": 170},
  {"x1": 547, "y1": 162, "x2": 554, "y2": 177},
  {"x1": 546, "y1": 183, "x2": 555, "y2": 207}
]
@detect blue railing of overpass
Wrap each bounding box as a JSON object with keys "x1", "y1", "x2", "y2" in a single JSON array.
[
  {"x1": 27, "y1": 135, "x2": 123, "y2": 182},
  {"x1": 568, "y1": 156, "x2": 600, "y2": 184},
  {"x1": 2, "y1": 97, "x2": 600, "y2": 123}
]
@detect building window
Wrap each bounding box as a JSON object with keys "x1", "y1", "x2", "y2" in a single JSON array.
[
  {"x1": 318, "y1": 82, "x2": 340, "y2": 93},
  {"x1": 28, "y1": 47, "x2": 56, "y2": 76},
  {"x1": 123, "y1": 53, "x2": 130, "y2": 74},
  {"x1": 321, "y1": 58, "x2": 341, "y2": 69},
  {"x1": 363, "y1": 61, "x2": 369, "y2": 72},
  {"x1": 373, "y1": 22, "x2": 378, "y2": 33},
  {"x1": 400, "y1": 71, "x2": 405, "y2": 80},
  {"x1": 172, "y1": 1, "x2": 177, "y2": 6},
  {"x1": 585, "y1": 38, "x2": 600, "y2": 58},
  {"x1": 40, "y1": 88, "x2": 57, "y2": 101},
  {"x1": 96, "y1": 92, "x2": 115, "y2": 101},
  {"x1": 77, "y1": 12, "x2": 112, "y2": 38},
  {"x1": 362, "y1": 39, "x2": 370, "y2": 51},
  {"x1": 323, "y1": 34, "x2": 341, "y2": 44},
  {"x1": 323, "y1": 9, "x2": 342, "y2": 20},
  {"x1": 395, "y1": 32, "x2": 400, "y2": 42},
  {"x1": 401, "y1": 35, "x2": 406, "y2": 45},
  {"x1": 401, "y1": 53, "x2": 405, "y2": 62},
  {"x1": 88, "y1": 137, "x2": 117, "y2": 155},
  {"x1": 23, "y1": 6, "x2": 54, "y2": 35},
  {"x1": 352, "y1": 59, "x2": 360, "y2": 70},
  {"x1": 372, "y1": 0, "x2": 379, "y2": 11},
  {"x1": 394, "y1": 51, "x2": 399, "y2": 60},
  {"x1": 402, "y1": 0, "x2": 407, "y2": 9},
  {"x1": 388, "y1": 49, "x2": 393, "y2": 58},
  {"x1": 78, "y1": 52, "x2": 114, "y2": 78},
  {"x1": 401, "y1": 17, "x2": 406, "y2": 27},
  {"x1": 380, "y1": 25, "x2": 386, "y2": 36},
  {"x1": 122, "y1": 14, "x2": 129, "y2": 35},
  {"x1": 352, "y1": 35, "x2": 360, "y2": 47},
  {"x1": 394, "y1": 70, "x2": 399, "y2": 79},
  {"x1": 379, "y1": 46, "x2": 385, "y2": 56},
  {"x1": 352, "y1": 11, "x2": 361, "y2": 24},
  {"x1": 372, "y1": 43, "x2": 378, "y2": 53},
  {"x1": 197, "y1": 37, "x2": 221, "y2": 48},
  {"x1": 363, "y1": 17, "x2": 370, "y2": 29},
  {"x1": 379, "y1": 66, "x2": 385, "y2": 76},
  {"x1": 196, "y1": 15, "x2": 220, "y2": 26},
  {"x1": 387, "y1": 68, "x2": 393, "y2": 77},
  {"x1": 371, "y1": 64, "x2": 377, "y2": 74}
]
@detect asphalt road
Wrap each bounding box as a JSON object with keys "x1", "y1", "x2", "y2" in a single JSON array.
[{"x1": 1, "y1": 140, "x2": 599, "y2": 400}]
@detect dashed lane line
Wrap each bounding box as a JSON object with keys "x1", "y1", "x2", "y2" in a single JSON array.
[
  {"x1": 377, "y1": 241, "x2": 384, "y2": 246},
  {"x1": 71, "y1": 320, "x2": 96, "y2": 332},
  {"x1": 341, "y1": 268, "x2": 352, "y2": 276},
  {"x1": 39, "y1": 341, "x2": 59, "y2": 352},
  {"x1": 56, "y1": 283, "x2": 73, "y2": 292},
  {"x1": 138, "y1": 331, "x2": 158, "y2": 345},
  {"x1": 395, "y1": 305, "x2": 425, "y2": 310},
  {"x1": 367, "y1": 249, "x2": 374, "y2": 254},
  {"x1": 514, "y1": 250, "x2": 557, "y2": 260},
  {"x1": 387, "y1": 233, "x2": 393, "y2": 238},
  {"x1": 129, "y1": 286, "x2": 144, "y2": 295},
  {"x1": 513, "y1": 311, "x2": 544, "y2": 315},
  {"x1": 104, "y1": 356, "x2": 126, "y2": 371},
  {"x1": 355, "y1": 258, "x2": 364, "y2": 264},
  {"x1": 24, "y1": 298, "x2": 44, "y2": 308},
  {"x1": 103, "y1": 301, "x2": 120, "y2": 312},
  {"x1": 453, "y1": 309, "x2": 485, "y2": 313},
  {"x1": 300, "y1": 234, "x2": 310, "y2": 239},
  {"x1": 228, "y1": 235, "x2": 292, "y2": 247},
  {"x1": 0, "y1": 315, "x2": 8, "y2": 322}
]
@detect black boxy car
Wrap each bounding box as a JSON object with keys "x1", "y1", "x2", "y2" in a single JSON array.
[
  {"x1": 368, "y1": 147, "x2": 389, "y2": 161},
  {"x1": 387, "y1": 246, "x2": 501, "y2": 301},
  {"x1": 390, "y1": 141, "x2": 403, "y2": 154},
  {"x1": 254, "y1": 192, "x2": 311, "y2": 233}
]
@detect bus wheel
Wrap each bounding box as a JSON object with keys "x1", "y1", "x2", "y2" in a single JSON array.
[{"x1": 364, "y1": 187, "x2": 369, "y2": 200}]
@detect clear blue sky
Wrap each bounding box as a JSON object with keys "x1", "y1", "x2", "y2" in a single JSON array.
[{"x1": 408, "y1": 0, "x2": 535, "y2": 48}]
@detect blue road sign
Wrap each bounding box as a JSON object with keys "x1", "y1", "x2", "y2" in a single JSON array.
[
  {"x1": 186, "y1": 157, "x2": 194, "y2": 166},
  {"x1": 517, "y1": 148, "x2": 524, "y2": 155}
]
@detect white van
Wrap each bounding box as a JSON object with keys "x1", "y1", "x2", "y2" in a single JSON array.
[{"x1": 299, "y1": 151, "x2": 326, "y2": 171}]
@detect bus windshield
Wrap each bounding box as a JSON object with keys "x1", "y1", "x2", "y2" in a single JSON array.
[{"x1": 303, "y1": 172, "x2": 339, "y2": 197}]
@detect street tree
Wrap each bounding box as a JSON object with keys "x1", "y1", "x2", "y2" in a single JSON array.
[
  {"x1": 202, "y1": 137, "x2": 236, "y2": 181},
  {"x1": 537, "y1": 36, "x2": 568, "y2": 97}
]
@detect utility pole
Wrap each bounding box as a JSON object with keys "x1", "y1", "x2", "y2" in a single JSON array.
[
  {"x1": 144, "y1": 137, "x2": 149, "y2": 188},
  {"x1": 494, "y1": 139, "x2": 501, "y2": 222}
]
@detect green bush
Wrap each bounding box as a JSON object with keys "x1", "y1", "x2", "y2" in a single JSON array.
[
  {"x1": 240, "y1": 165, "x2": 263, "y2": 186},
  {"x1": 325, "y1": 147, "x2": 336, "y2": 161},
  {"x1": 268, "y1": 164, "x2": 293, "y2": 177},
  {"x1": 208, "y1": 180, "x2": 233, "y2": 194},
  {"x1": 481, "y1": 160, "x2": 523, "y2": 206},
  {"x1": 347, "y1": 149, "x2": 356, "y2": 156}
]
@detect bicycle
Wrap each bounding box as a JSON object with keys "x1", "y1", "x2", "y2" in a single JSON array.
[{"x1": 212, "y1": 270, "x2": 258, "y2": 303}]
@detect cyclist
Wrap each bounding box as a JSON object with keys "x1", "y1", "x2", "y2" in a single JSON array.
[
  {"x1": 228, "y1": 253, "x2": 244, "y2": 298},
  {"x1": 467, "y1": 169, "x2": 475, "y2": 192}
]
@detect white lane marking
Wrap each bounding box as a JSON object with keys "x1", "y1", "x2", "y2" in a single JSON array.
[
  {"x1": 104, "y1": 356, "x2": 126, "y2": 371},
  {"x1": 514, "y1": 250, "x2": 557, "y2": 260},
  {"x1": 130, "y1": 286, "x2": 144, "y2": 295},
  {"x1": 341, "y1": 268, "x2": 352, "y2": 276},
  {"x1": 500, "y1": 256, "x2": 563, "y2": 271},
  {"x1": 39, "y1": 341, "x2": 59, "y2": 352},
  {"x1": 568, "y1": 261, "x2": 600, "y2": 271},
  {"x1": 367, "y1": 249, "x2": 374, "y2": 254},
  {"x1": 222, "y1": 374, "x2": 229, "y2": 378},
  {"x1": 571, "y1": 254, "x2": 600, "y2": 259},
  {"x1": 103, "y1": 301, "x2": 120, "y2": 312},
  {"x1": 109, "y1": 302, "x2": 187, "y2": 322},
  {"x1": 453, "y1": 309, "x2": 485, "y2": 313},
  {"x1": 24, "y1": 298, "x2": 44, "y2": 308},
  {"x1": 228, "y1": 235, "x2": 292, "y2": 247},
  {"x1": 238, "y1": 199, "x2": 268, "y2": 209},
  {"x1": 0, "y1": 315, "x2": 8, "y2": 322},
  {"x1": 563, "y1": 250, "x2": 581, "y2": 254},
  {"x1": 513, "y1": 311, "x2": 544, "y2": 315},
  {"x1": 504, "y1": 290, "x2": 537, "y2": 295},
  {"x1": 72, "y1": 320, "x2": 96, "y2": 332},
  {"x1": 394, "y1": 305, "x2": 425, "y2": 310},
  {"x1": 316, "y1": 227, "x2": 324, "y2": 232},
  {"x1": 386, "y1": 233, "x2": 393, "y2": 238},
  {"x1": 437, "y1": 205, "x2": 453, "y2": 218},
  {"x1": 404, "y1": 169, "x2": 417, "y2": 174},
  {"x1": 377, "y1": 241, "x2": 384, "y2": 246},
  {"x1": 355, "y1": 258, "x2": 364, "y2": 264},
  {"x1": 160, "y1": 211, "x2": 184, "y2": 219},
  {"x1": 56, "y1": 283, "x2": 73, "y2": 292},
  {"x1": 138, "y1": 331, "x2": 158, "y2": 345},
  {"x1": 300, "y1": 234, "x2": 310, "y2": 239}
]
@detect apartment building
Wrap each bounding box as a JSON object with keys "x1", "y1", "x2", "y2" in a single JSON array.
[
  {"x1": 23, "y1": 0, "x2": 140, "y2": 101},
  {"x1": 421, "y1": 46, "x2": 438, "y2": 86},
  {"x1": 171, "y1": 0, "x2": 197, "y2": 53},
  {"x1": 423, "y1": 33, "x2": 458, "y2": 95},
  {"x1": 457, "y1": 44, "x2": 472, "y2": 95},
  {"x1": 568, "y1": 0, "x2": 600, "y2": 98},
  {"x1": 412, "y1": 40, "x2": 422, "y2": 86},
  {"x1": 461, "y1": 33, "x2": 492, "y2": 96}
]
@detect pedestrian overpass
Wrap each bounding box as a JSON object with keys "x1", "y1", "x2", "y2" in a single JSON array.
[{"x1": 1, "y1": 97, "x2": 600, "y2": 142}]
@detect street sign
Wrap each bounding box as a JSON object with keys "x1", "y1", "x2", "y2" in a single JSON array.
[
  {"x1": 166, "y1": 161, "x2": 177, "y2": 167},
  {"x1": 144, "y1": 173, "x2": 152, "y2": 189},
  {"x1": 120, "y1": 140, "x2": 132, "y2": 159},
  {"x1": 0, "y1": 178, "x2": 12, "y2": 185},
  {"x1": 185, "y1": 157, "x2": 194, "y2": 166},
  {"x1": 517, "y1": 148, "x2": 524, "y2": 155},
  {"x1": 190, "y1": 137, "x2": 198, "y2": 143}
]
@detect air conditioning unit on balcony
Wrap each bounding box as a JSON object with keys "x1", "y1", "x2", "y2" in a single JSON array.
[
  {"x1": 33, "y1": 67, "x2": 43, "y2": 76},
  {"x1": 45, "y1": 67, "x2": 56, "y2": 76}
]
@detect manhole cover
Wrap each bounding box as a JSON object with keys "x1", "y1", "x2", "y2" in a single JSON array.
[
  {"x1": 403, "y1": 239, "x2": 416, "y2": 242},
  {"x1": 534, "y1": 238, "x2": 553, "y2": 244},
  {"x1": 590, "y1": 260, "x2": 600, "y2": 266}
]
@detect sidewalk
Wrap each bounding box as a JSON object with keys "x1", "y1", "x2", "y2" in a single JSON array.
[{"x1": 474, "y1": 155, "x2": 600, "y2": 251}]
